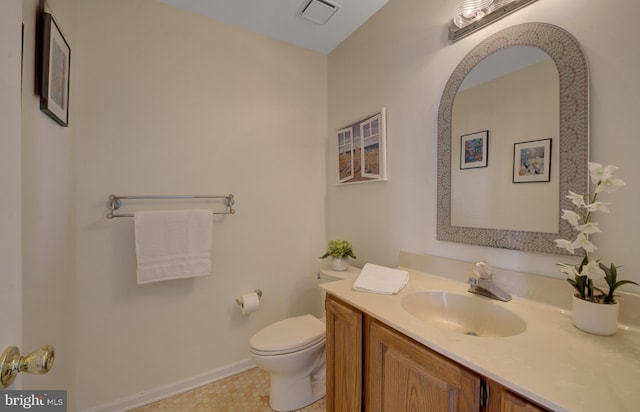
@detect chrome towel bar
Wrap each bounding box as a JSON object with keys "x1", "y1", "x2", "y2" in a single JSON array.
[{"x1": 107, "y1": 194, "x2": 235, "y2": 219}]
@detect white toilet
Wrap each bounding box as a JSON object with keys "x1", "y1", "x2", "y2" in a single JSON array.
[{"x1": 249, "y1": 267, "x2": 359, "y2": 412}]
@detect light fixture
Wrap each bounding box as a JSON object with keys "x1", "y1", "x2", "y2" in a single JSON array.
[
  {"x1": 453, "y1": 0, "x2": 494, "y2": 29},
  {"x1": 449, "y1": 0, "x2": 539, "y2": 42},
  {"x1": 298, "y1": 0, "x2": 340, "y2": 25}
]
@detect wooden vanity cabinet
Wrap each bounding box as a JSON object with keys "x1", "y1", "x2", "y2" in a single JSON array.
[
  {"x1": 326, "y1": 294, "x2": 549, "y2": 412},
  {"x1": 325, "y1": 294, "x2": 363, "y2": 411}
]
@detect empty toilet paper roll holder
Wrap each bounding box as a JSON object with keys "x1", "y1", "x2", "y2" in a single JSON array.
[{"x1": 236, "y1": 290, "x2": 263, "y2": 305}]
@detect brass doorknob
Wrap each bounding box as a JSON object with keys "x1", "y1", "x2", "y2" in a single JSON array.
[{"x1": 0, "y1": 345, "x2": 55, "y2": 388}]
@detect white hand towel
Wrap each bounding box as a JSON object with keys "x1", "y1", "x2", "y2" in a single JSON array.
[
  {"x1": 352, "y1": 263, "x2": 409, "y2": 295},
  {"x1": 134, "y1": 209, "x2": 213, "y2": 285}
]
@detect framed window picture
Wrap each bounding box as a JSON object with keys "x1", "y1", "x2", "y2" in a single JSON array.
[
  {"x1": 40, "y1": 12, "x2": 71, "y2": 127},
  {"x1": 336, "y1": 108, "x2": 387, "y2": 185},
  {"x1": 460, "y1": 130, "x2": 488, "y2": 169},
  {"x1": 513, "y1": 138, "x2": 552, "y2": 183}
]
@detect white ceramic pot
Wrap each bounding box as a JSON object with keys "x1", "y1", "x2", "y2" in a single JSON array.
[
  {"x1": 330, "y1": 256, "x2": 350, "y2": 271},
  {"x1": 571, "y1": 294, "x2": 619, "y2": 336}
]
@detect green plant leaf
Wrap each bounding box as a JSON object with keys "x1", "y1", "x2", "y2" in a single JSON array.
[
  {"x1": 567, "y1": 278, "x2": 586, "y2": 299},
  {"x1": 321, "y1": 239, "x2": 356, "y2": 259},
  {"x1": 615, "y1": 280, "x2": 640, "y2": 288}
]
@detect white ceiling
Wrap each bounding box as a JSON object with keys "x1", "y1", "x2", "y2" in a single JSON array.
[{"x1": 157, "y1": 0, "x2": 389, "y2": 54}]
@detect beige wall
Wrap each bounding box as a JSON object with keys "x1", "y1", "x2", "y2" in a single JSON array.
[
  {"x1": 1, "y1": 0, "x2": 23, "y2": 382},
  {"x1": 72, "y1": 0, "x2": 327, "y2": 408},
  {"x1": 328, "y1": 0, "x2": 640, "y2": 279},
  {"x1": 21, "y1": 0, "x2": 76, "y2": 406}
]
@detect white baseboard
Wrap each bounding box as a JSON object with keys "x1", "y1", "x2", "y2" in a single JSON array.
[{"x1": 82, "y1": 358, "x2": 256, "y2": 412}]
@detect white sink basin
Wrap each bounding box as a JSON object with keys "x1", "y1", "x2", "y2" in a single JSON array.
[{"x1": 401, "y1": 291, "x2": 527, "y2": 337}]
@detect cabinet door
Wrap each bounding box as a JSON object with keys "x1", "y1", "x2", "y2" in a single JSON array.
[
  {"x1": 486, "y1": 380, "x2": 548, "y2": 412},
  {"x1": 325, "y1": 294, "x2": 363, "y2": 412},
  {"x1": 366, "y1": 317, "x2": 481, "y2": 412}
]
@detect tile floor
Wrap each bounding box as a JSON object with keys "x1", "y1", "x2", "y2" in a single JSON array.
[{"x1": 129, "y1": 367, "x2": 326, "y2": 412}]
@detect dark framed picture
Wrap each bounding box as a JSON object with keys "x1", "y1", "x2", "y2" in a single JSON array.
[
  {"x1": 460, "y1": 130, "x2": 488, "y2": 169},
  {"x1": 513, "y1": 138, "x2": 552, "y2": 183},
  {"x1": 40, "y1": 12, "x2": 70, "y2": 127}
]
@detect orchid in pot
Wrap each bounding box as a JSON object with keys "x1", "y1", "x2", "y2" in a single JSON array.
[
  {"x1": 320, "y1": 240, "x2": 356, "y2": 271},
  {"x1": 554, "y1": 163, "x2": 638, "y2": 335}
]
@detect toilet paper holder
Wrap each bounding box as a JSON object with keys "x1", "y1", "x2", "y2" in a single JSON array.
[{"x1": 236, "y1": 289, "x2": 262, "y2": 305}]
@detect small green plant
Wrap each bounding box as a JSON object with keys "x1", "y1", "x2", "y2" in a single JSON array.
[{"x1": 320, "y1": 240, "x2": 356, "y2": 259}]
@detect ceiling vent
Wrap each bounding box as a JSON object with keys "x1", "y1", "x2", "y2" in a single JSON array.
[{"x1": 298, "y1": 0, "x2": 340, "y2": 25}]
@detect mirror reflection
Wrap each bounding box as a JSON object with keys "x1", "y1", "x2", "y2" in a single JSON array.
[{"x1": 451, "y1": 46, "x2": 559, "y2": 233}]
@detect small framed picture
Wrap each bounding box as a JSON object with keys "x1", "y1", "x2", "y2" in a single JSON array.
[
  {"x1": 40, "y1": 12, "x2": 71, "y2": 127},
  {"x1": 460, "y1": 130, "x2": 488, "y2": 169},
  {"x1": 513, "y1": 138, "x2": 552, "y2": 183}
]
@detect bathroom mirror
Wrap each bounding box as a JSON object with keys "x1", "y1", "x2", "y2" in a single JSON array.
[{"x1": 437, "y1": 23, "x2": 589, "y2": 254}]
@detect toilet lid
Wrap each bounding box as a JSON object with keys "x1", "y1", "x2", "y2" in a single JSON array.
[{"x1": 250, "y1": 314, "x2": 325, "y2": 354}]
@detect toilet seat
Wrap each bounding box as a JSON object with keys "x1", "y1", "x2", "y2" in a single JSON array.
[{"x1": 250, "y1": 314, "x2": 325, "y2": 356}]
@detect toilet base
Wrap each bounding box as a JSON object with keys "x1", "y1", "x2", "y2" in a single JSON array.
[
  {"x1": 269, "y1": 372, "x2": 325, "y2": 412},
  {"x1": 249, "y1": 315, "x2": 328, "y2": 411}
]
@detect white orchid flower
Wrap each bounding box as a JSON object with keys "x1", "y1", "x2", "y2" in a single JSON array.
[
  {"x1": 585, "y1": 201, "x2": 611, "y2": 213},
  {"x1": 581, "y1": 260, "x2": 605, "y2": 280},
  {"x1": 588, "y1": 162, "x2": 603, "y2": 174},
  {"x1": 566, "y1": 191, "x2": 586, "y2": 208},
  {"x1": 554, "y1": 239, "x2": 575, "y2": 254},
  {"x1": 557, "y1": 263, "x2": 580, "y2": 277},
  {"x1": 560, "y1": 209, "x2": 582, "y2": 227},
  {"x1": 576, "y1": 222, "x2": 601, "y2": 234},
  {"x1": 589, "y1": 163, "x2": 618, "y2": 185},
  {"x1": 595, "y1": 177, "x2": 626, "y2": 194},
  {"x1": 556, "y1": 163, "x2": 626, "y2": 301},
  {"x1": 572, "y1": 232, "x2": 598, "y2": 253},
  {"x1": 588, "y1": 162, "x2": 606, "y2": 184}
]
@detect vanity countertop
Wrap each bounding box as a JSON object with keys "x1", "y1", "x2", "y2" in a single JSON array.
[{"x1": 322, "y1": 266, "x2": 640, "y2": 412}]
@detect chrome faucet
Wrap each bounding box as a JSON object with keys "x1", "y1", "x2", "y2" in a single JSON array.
[{"x1": 468, "y1": 262, "x2": 512, "y2": 302}]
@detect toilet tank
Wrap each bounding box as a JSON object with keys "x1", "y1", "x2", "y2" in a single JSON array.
[{"x1": 317, "y1": 266, "x2": 360, "y2": 318}]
